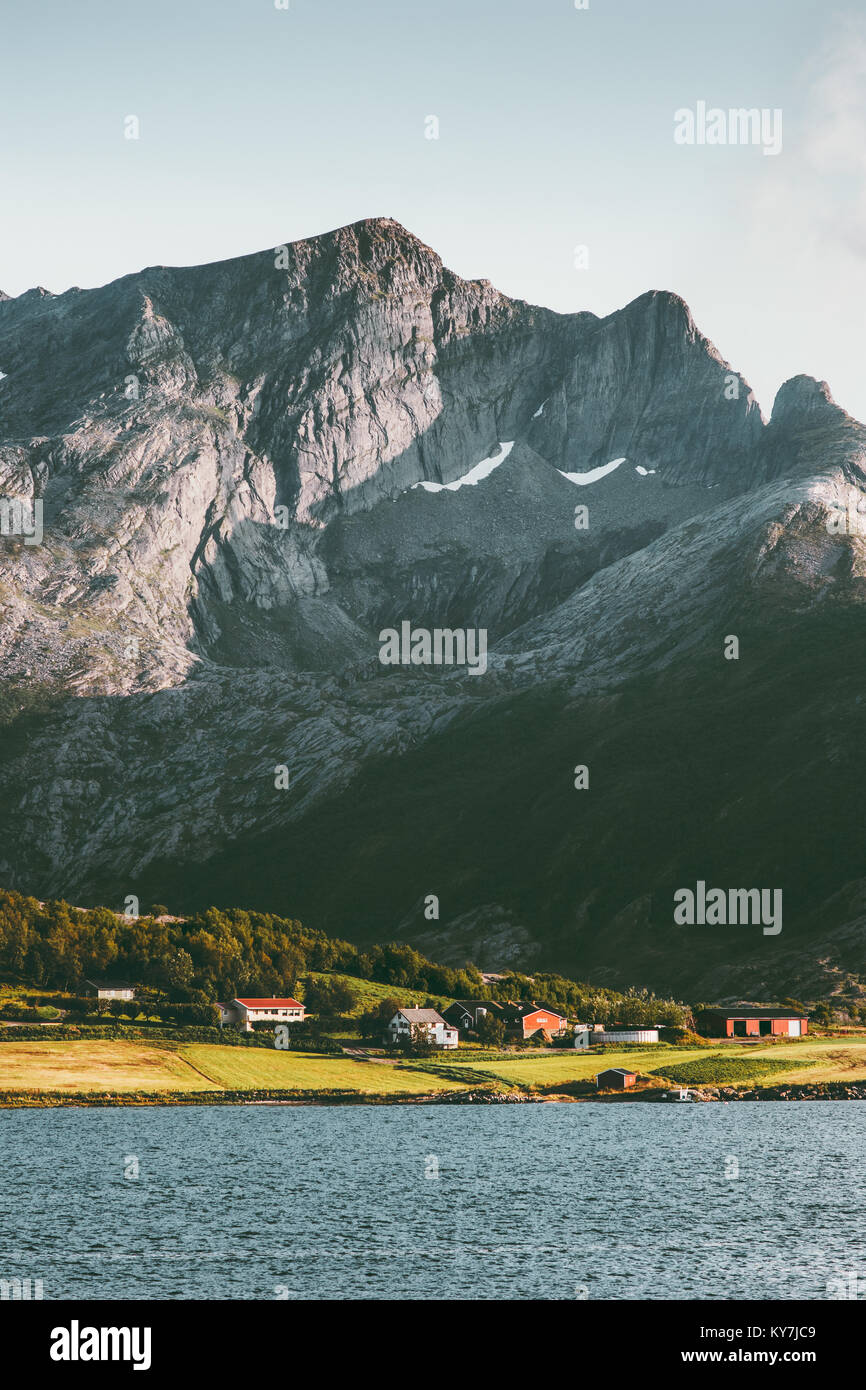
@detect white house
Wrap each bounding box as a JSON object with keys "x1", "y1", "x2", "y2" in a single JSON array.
[
  {"x1": 84, "y1": 979, "x2": 135, "y2": 1002},
  {"x1": 217, "y1": 997, "x2": 305, "y2": 1032},
  {"x1": 387, "y1": 1007, "x2": 458, "y2": 1050}
]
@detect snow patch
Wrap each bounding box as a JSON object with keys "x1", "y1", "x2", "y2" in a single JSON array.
[
  {"x1": 532, "y1": 400, "x2": 547, "y2": 418},
  {"x1": 559, "y1": 457, "x2": 626, "y2": 486},
  {"x1": 415, "y1": 441, "x2": 515, "y2": 493},
  {"x1": 635, "y1": 465, "x2": 656, "y2": 476}
]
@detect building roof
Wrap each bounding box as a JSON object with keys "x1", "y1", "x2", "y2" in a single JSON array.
[
  {"x1": 396, "y1": 1008, "x2": 447, "y2": 1025},
  {"x1": 444, "y1": 999, "x2": 504, "y2": 1015},
  {"x1": 701, "y1": 1007, "x2": 808, "y2": 1019},
  {"x1": 84, "y1": 978, "x2": 134, "y2": 990},
  {"x1": 502, "y1": 1001, "x2": 568, "y2": 1020},
  {"x1": 442, "y1": 1003, "x2": 475, "y2": 1020},
  {"x1": 451, "y1": 998, "x2": 503, "y2": 1010},
  {"x1": 233, "y1": 997, "x2": 303, "y2": 1009},
  {"x1": 599, "y1": 1025, "x2": 659, "y2": 1033},
  {"x1": 597, "y1": 1067, "x2": 637, "y2": 1077}
]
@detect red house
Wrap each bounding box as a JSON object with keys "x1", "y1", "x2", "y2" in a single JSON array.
[
  {"x1": 501, "y1": 1001, "x2": 570, "y2": 1039},
  {"x1": 596, "y1": 1067, "x2": 637, "y2": 1090},
  {"x1": 697, "y1": 1007, "x2": 808, "y2": 1039}
]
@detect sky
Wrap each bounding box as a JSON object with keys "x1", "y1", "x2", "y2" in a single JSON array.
[{"x1": 1, "y1": 0, "x2": 864, "y2": 421}]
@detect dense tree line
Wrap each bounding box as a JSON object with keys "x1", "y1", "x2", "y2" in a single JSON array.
[{"x1": 0, "y1": 889, "x2": 691, "y2": 1024}]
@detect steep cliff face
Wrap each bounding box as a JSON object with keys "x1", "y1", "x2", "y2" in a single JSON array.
[
  {"x1": 1, "y1": 218, "x2": 865, "y2": 998},
  {"x1": 0, "y1": 218, "x2": 583, "y2": 691},
  {"x1": 525, "y1": 289, "x2": 764, "y2": 487}
]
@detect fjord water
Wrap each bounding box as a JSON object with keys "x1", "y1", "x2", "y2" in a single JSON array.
[{"x1": 1, "y1": 1103, "x2": 862, "y2": 1300}]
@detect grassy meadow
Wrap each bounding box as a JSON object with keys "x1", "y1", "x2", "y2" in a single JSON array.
[
  {"x1": 178, "y1": 1044, "x2": 474, "y2": 1094},
  {"x1": 446, "y1": 1037, "x2": 866, "y2": 1089},
  {"x1": 0, "y1": 1039, "x2": 476, "y2": 1099},
  {"x1": 0, "y1": 1040, "x2": 219, "y2": 1093},
  {"x1": 300, "y1": 972, "x2": 453, "y2": 1015},
  {"x1": 1, "y1": 1034, "x2": 866, "y2": 1103}
]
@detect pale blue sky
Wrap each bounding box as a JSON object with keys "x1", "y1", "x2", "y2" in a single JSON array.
[{"x1": 2, "y1": 0, "x2": 864, "y2": 420}]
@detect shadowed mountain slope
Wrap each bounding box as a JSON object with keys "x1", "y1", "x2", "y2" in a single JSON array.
[{"x1": 1, "y1": 218, "x2": 865, "y2": 998}]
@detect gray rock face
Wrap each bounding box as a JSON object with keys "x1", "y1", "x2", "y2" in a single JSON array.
[
  {"x1": 2, "y1": 216, "x2": 866, "y2": 998},
  {"x1": 525, "y1": 289, "x2": 764, "y2": 488},
  {"x1": 0, "y1": 218, "x2": 582, "y2": 690}
]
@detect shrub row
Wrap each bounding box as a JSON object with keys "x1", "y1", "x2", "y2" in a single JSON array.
[{"x1": 0, "y1": 1023, "x2": 342, "y2": 1050}]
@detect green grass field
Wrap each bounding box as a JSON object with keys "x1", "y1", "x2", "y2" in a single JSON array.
[
  {"x1": 457, "y1": 1048, "x2": 703, "y2": 1088},
  {"x1": 1, "y1": 1034, "x2": 865, "y2": 1100},
  {"x1": 300, "y1": 972, "x2": 453, "y2": 1016},
  {"x1": 0, "y1": 1040, "x2": 219, "y2": 1093},
  {"x1": 651, "y1": 1056, "x2": 818, "y2": 1085},
  {"x1": 178, "y1": 1044, "x2": 474, "y2": 1094},
  {"x1": 0, "y1": 984, "x2": 67, "y2": 1003},
  {"x1": 0, "y1": 1039, "x2": 474, "y2": 1097},
  {"x1": 736, "y1": 1039, "x2": 866, "y2": 1084},
  {"x1": 437, "y1": 1039, "x2": 866, "y2": 1089}
]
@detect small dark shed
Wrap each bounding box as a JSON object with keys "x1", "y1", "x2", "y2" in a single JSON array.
[{"x1": 595, "y1": 1067, "x2": 637, "y2": 1090}]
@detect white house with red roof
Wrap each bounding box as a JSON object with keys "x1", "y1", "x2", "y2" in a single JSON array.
[
  {"x1": 387, "y1": 1007, "x2": 458, "y2": 1049},
  {"x1": 217, "y1": 997, "x2": 305, "y2": 1032}
]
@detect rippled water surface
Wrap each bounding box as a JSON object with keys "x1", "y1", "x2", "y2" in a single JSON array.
[{"x1": 1, "y1": 1102, "x2": 863, "y2": 1299}]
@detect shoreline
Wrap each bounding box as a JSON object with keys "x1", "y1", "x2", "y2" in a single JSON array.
[{"x1": 2, "y1": 1081, "x2": 866, "y2": 1109}]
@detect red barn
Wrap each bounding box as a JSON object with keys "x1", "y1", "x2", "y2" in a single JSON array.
[
  {"x1": 697, "y1": 1007, "x2": 808, "y2": 1039},
  {"x1": 501, "y1": 1001, "x2": 570, "y2": 1039},
  {"x1": 595, "y1": 1067, "x2": 637, "y2": 1090}
]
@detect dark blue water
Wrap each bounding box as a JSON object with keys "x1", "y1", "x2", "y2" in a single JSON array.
[{"x1": 0, "y1": 1102, "x2": 863, "y2": 1300}]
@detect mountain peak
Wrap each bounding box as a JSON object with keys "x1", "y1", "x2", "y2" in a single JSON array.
[
  {"x1": 335, "y1": 215, "x2": 443, "y2": 269},
  {"x1": 622, "y1": 288, "x2": 696, "y2": 328},
  {"x1": 2, "y1": 220, "x2": 864, "y2": 1001},
  {"x1": 344, "y1": 214, "x2": 411, "y2": 235},
  {"x1": 770, "y1": 375, "x2": 840, "y2": 426},
  {"x1": 17, "y1": 285, "x2": 54, "y2": 301}
]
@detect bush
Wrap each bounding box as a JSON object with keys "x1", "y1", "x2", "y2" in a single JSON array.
[
  {"x1": 475, "y1": 1013, "x2": 507, "y2": 1047},
  {"x1": 357, "y1": 998, "x2": 403, "y2": 1042},
  {"x1": 63, "y1": 998, "x2": 95, "y2": 1020},
  {"x1": 303, "y1": 977, "x2": 359, "y2": 1017},
  {"x1": 811, "y1": 1003, "x2": 836, "y2": 1027},
  {"x1": 660, "y1": 1027, "x2": 715, "y2": 1047},
  {"x1": 161, "y1": 1002, "x2": 221, "y2": 1027},
  {"x1": 0, "y1": 1002, "x2": 46, "y2": 1022},
  {"x1": 0, "y1": 1022, "x2": 344, "y2": 1050}
]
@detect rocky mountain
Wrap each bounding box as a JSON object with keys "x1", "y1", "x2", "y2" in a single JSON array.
[{"x1": 1, "y1": 216, "x2": 865, "y2": 1001}]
